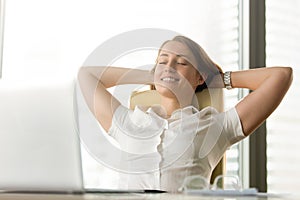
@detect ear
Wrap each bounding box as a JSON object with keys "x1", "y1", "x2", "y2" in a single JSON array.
[{"x1": 198, "y1": 72, "x2": 208, "y2": 85}]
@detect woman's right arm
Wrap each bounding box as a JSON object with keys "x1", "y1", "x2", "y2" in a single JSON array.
[{"x1": 77, "y1": 66, "x2": 153, "y2": 132}]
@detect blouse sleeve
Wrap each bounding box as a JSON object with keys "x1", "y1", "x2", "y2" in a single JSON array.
[
  {"x1": 107, "y1": 104, "x2": 128, "y2": 139},
  {"x1": 222, "y1": 107, "x2": 246, "y2": 145}
]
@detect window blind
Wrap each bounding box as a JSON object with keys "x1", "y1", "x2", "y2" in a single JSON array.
[{"x1": 266, "y1": 0, "x2": 300, "y2": 194}]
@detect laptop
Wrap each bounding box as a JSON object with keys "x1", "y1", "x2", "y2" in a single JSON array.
[
  {"x1": 0, "y1": 79, "x2": 164, "y2": 194},
  {"x1": 0, "y1": 79, "x2": 85, "y2": 193}
]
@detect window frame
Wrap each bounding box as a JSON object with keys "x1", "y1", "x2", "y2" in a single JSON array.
[
  {"x1": 237, "y1": 0, "x2": 250, "y2": 190},
  {"x1": 248, "y1": 0, "x2": 267, "y2": 192}
]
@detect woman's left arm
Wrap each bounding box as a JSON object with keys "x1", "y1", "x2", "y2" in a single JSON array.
[{"x1": 232, "y1": 67, "x2": 293, "y2": 136}]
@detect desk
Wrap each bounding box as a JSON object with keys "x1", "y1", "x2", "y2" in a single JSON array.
[{"x1": 0, "y1": 193, "x2": 298, "y2": 200}]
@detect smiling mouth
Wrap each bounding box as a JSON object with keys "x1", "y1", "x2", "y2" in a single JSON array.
[{"x1": 161, "y1": 77, "x2": 180, "y2": 82}]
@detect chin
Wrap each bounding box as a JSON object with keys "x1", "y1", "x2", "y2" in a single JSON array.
[{"x1": 156, "y1": 85, "x2": 177, "y2": 99}]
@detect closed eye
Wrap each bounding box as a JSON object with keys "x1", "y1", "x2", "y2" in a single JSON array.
[{"x1": 158, "y1": 62, "x2": 167, "y2": 64}]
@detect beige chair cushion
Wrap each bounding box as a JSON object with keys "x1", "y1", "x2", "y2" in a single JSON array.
[{"x1": 130, "y1": 87, "x2": 224, "y2": 112}]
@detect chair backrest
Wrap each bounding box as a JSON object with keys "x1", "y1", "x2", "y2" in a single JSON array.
[
  {"x1": 130, "y1": 86, "x2": 224, "y2": 112},
  {"x1": 129, "y1": 86, "x2": 225, "y2": 183}
]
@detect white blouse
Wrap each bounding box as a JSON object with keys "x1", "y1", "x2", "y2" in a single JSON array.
[{"x1": 108, "y1": 105, "x2": 245, "y2": 192}]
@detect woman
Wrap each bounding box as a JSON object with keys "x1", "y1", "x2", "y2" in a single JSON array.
[{"x1": 78, "y1": 36, "x2": 292, "y2": 192}]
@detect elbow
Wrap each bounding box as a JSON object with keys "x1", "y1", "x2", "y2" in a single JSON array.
[
  {"x1": 275, "y1": 66, "x2": 293, "y2": 87},
  {"x1": 282, "y1": 66, "x2": 293, "y2": 86},
  {"x1": 77, "y1": 67, "x2": 90, "y2": 86},
  {"x1": 77, "y1": 67, "x2": 85, "y2": 83}
]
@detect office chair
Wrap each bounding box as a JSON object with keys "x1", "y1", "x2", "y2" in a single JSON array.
[{"x1": 129, "y1": 85, "x2": 225, "y2": 183}]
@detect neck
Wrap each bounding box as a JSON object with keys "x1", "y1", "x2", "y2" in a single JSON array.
[
  {"x1": 160, "y1": 95, "x2": 194, "y2": 117},
  {"x1": 160, "y1": 97, "x2": 180, "y2": 117}
]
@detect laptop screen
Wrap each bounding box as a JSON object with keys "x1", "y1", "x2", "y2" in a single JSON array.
[{"x1": 0, "y1": 80, "x2": 84, "y2": 192}]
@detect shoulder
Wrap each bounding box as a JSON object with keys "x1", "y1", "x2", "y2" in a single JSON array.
[
  {"x1": 199, "y1": 106, "x2": 240, "y2": 123},
  {"x1": 199, "y1": 106, "x2": 219, "y2": 116},
  {"x1": 197, "y1": 106, "x2": 245, "y2": 144}
]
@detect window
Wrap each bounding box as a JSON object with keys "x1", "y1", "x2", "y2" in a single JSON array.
[
  {"x1": 2, "y1": 0, "x2": 245, "y2": 189},
  {"x1": 266, "y1": 0, "x2": 300, "y2": 194}
]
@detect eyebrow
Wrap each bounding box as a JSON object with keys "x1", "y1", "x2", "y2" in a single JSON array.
[
  {"x1": 159, "y1": 53, "x2": 169, "y2": 57},
  {"x1": 159, "y1": 53, "x2": 188, "y2": 58}
]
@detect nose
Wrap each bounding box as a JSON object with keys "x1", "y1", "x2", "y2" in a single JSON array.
[
  {"x1": 164, "y1": 65, "x2": 176, "y2": 73},
  {"x1": 164, "y1": 60, "x2": 176, "y2": 72}
]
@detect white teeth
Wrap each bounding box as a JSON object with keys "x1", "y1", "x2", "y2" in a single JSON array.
[{"x1": 161, "y1": 77, "x2": 178, "y2": 82}]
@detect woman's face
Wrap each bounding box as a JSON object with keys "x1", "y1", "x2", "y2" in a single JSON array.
[{"x1": 154, "y1": 41, "x2": 204, "y2": 99}]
